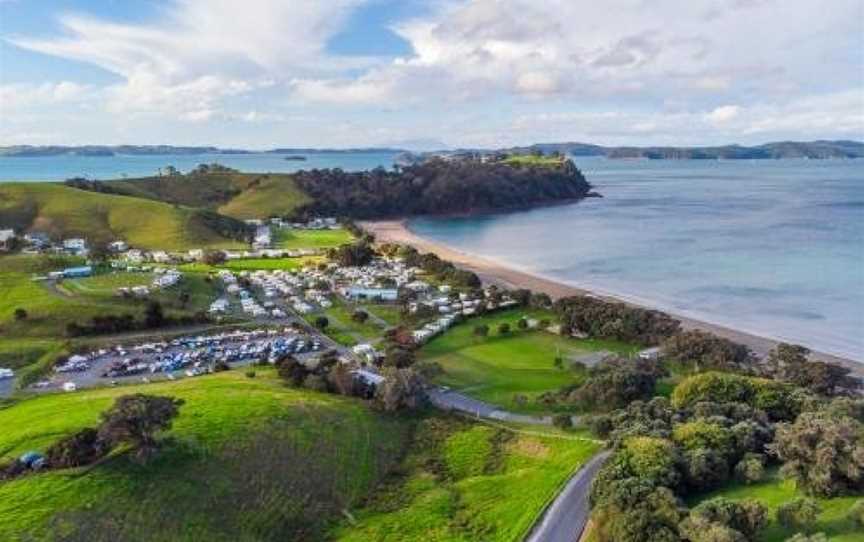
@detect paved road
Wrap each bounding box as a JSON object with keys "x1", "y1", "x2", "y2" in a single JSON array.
[
  {"x1": 425, "y1": 387, "x2": 560, "y2": 426},
  {"x1": 525, "y1": 451, "x2": 611, "y2": 542}
]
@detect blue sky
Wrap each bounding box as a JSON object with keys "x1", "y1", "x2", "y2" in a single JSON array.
[{"x1": 1, "y1": 0, "x2": 862, "y2": 148}]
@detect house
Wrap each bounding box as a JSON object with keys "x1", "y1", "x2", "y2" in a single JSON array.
[
  {"x1": 188, "y1": 249, "x2": 204, "y2": 261},
  {"x1": 125, "y1": 249, "x2": 144, "y2": 263},
  {"x1": 0, "y1": 229, "x2": 16, "y2": 251},
  {"x1": 150, "y1": 251, "x2": 171, "y2": 263},
  {"x1": 345, "y1": 286, "x2": 398, "y2": 302},
  {"x1": 108, "y1": 240, "x2": 128, "y2": 252},
  {"x1": 352, "y1": 368, "x2": 385, "y2": 387},
  {"x1": 62, "y1": 266, "x2": 93, "y2": 278},
  {"x1": 638, "y1": 347, "x2": 662, "y2": 361},
  {"x1": 24, "y1": 231, "x2": 50, "y2": 249},
  {"x1": 63, "y1": 238, "x2": 88, "y2": 255}
]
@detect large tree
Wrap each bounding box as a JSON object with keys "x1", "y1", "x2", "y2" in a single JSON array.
[
  {"x1": 97, "y1": 394, "x2": 184, "y2": 463},
  {"x1": 771, "y1": 410, "x2": 864, "y2": 497}
]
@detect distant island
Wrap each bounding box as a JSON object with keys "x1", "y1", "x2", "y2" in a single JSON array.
[{"x1": 2, "y1": 140, "x2": 862, "y2": 159}]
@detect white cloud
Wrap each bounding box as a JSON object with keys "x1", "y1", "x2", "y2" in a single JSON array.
[
  {"x1": 0, "y1": 81, "x2": 92, "y2": 110},
  {"x1": 289, "y1": 0, "x2": 863, "y2": 106},
  {"x1": 705, "y1": 105, "x2": 741, "y2": 124},
  {"x1": 8, "y1": 0, "x2": 370, "y2": 118}
]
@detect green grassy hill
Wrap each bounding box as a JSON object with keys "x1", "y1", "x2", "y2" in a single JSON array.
[
  {"x1": 0, "y1": 370, "x2": 413, "y2": 541},
  {"x1": 0, "y1": 183, "x2": 247, "y2": 250},
  {"x1": 331, "y1": 417, "x2": 600, "y2": 541},
  {"x1": 99, "y1": 172, "x2": 311, "y2": 220}
]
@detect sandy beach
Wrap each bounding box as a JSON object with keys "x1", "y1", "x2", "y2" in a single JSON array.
[{"x1": 361, "y1": 219, "x2": 862, "y2": 374}]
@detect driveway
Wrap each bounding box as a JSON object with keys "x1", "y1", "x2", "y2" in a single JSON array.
[{"x1": 425, "y1": 387, "x2": 568, "y2": 426}]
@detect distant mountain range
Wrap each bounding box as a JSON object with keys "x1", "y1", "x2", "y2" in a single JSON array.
[
  {"x1": 502, "y1": 140, "x2": 864, "y2": 160},
  {"x1": 1, "y1": 140, "x2": 862, "y2": 159}
]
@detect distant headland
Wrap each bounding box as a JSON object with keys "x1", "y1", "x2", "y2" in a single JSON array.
[{"x1": 2, "y1": 140, "x2": 862, "y2": 160}]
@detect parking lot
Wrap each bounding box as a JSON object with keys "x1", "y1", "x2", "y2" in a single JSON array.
[{"x1": 36, "y1": 327, "x2": 328, "y2": 393}]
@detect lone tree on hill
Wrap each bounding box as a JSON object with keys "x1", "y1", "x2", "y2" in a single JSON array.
[{"x1": 97, "y1": 394, "x2": 184, "y2": 463}]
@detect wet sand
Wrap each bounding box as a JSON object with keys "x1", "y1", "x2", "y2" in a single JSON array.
[{"x1": 361, "y1": 219, "x2": 862, "y2": 373}]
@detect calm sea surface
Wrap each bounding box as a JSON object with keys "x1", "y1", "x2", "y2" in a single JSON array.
[
  {"x1": 0, "y1": 151, "x2": 398, "y2": 181},
  {"x1": 411, "y1": 158, "x2": 864, "y2": 362},
  {"x1": 2, "y1": 153, "x2": 862, "y2": 361}
]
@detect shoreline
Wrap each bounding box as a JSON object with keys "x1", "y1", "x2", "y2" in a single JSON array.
[{"x1": 360, "y1": 219, "x2": 863, "y2": 374}]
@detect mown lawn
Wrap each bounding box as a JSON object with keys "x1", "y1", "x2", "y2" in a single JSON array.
[
  {"x1": 501, "y1": 155, "x2": 565, "y2": 168},
  {"x1": 322, "y1": 300, "x2": 390, "y2": 347},
  {"x1": 0, "y1": 369, "x2": 413, "y2": 541},
  {"x1": 179, "y1": 256, "x2": 322, "y2": 273},
  {"x1": 689, "y1": 469, "x2": 863, "y2": 542},
  {"x1": 331, "y1": 416, "x2": 601, "y2": 542},
  {"x1": 420, "y1": 309, "x2": 637, "y2": 413},
  {"x1": 273, "y1": 228, "x2": 354, "y2": 250}
]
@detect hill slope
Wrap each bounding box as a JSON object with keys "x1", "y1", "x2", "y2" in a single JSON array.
[
  {"x1": 0, "y1": 370, "x2": 413, "y2": 541},
  {"x1": 95, "y1": 172, "x2": 310, "y2": 218},
  {"x1": 0, "y1": 183, "x2": 249, "y2": 250}
]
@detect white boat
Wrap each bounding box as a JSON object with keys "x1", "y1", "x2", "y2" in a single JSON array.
[{"x1": 0, "y1": 368, "x2": 14, "y2": 380}]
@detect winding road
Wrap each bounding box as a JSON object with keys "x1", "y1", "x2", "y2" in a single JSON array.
[
  {"x1": 525, "y1": 451, "x2": 611, "y2": 542},
  {"x1": 424, "y1": 386, "x2": 608, "y2": 542}
]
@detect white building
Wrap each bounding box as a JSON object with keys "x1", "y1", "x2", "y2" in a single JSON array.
[{"x1": 0, "y1": 229, "x2": 15, "y2": 251}]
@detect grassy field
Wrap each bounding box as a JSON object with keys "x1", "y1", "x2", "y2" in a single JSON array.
[
  {"x1": 420, "y1": 309, "x2": 637, "y2": 413},
  {"x1": 216, "y1": 174, "x2": 311, "y2": 219},
  {"x1": 0, "y1": 183, "x2": 246, "y2": 250},
  {"x1": 331, "y1": 416, "x2": 600, "y2": 541},
  {"x1": 273, "y1": 228, "x2": 354, "y2": 250},
  {"x1": 322, "y1": 300, "x2": 390, "y2": 346},
  {"x1": 179, "y1": 256, "x2": 322, "y2": 273},
  {"x1": 0, "y1": 369, "x2": 413, "y2": 541},
  {"x1": 501, "y1": 155, "x2": 565, "y2": 168},
  {"x1": 100, "y1": 172, "x2": 311, "y2": 220},
  {"x1": 689, "y1": 469, "x2": 863, "y2": 541}
]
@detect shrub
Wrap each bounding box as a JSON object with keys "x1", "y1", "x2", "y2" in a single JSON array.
[
  {"x1": 517, "y1": 317, "x2": 529, "y2": 330},
  {"x1": 784, "y1": 534, "x2": 828, "y2": 542},
  {"x1": 672, "y1": 421, "x2": 734, "y2": 456},
  {"x1": 473, "y1": 324, "x2": 489, "y2": 337},
  {"x1": 552, "y1": 414, "x2": 573, "y2": 429},
  {"x1": 213, "y1": 360, "x2": 231, "y2": 372},
  {"x1": 97, "y1": 394, "x2": 184, "y2": 463},
  {"x1": 679, "y1": 497, "x2": 767, "y2": 542},
  {"x1": 313, "y1": 316, "x2": 329, "y2": 330},
  {"x1": 682, "y1": 447, "x2": 729, "y2": 492},
  {"x1": 734, "y1": 454, "x2": 766, "y2": 484},
  {"x1": 245, "y1": 370, "x2": 256, "y2": 378},
  {"x1": 847, "y1": 500, "x2": 864, "y2": 528},
  {"x1": 351, "y1": 310, "x2": 369, "y2": 324},
  {"x1": 497, "y1": 322, "x2": 511, "y2": 335},
  {"x1": 13, "y1": 308, "x2": 27, "y2": 321},
  {"x1": 777, "y1": 498, "x2": 821, "y2": 532},
  {"x1": 45, "y1": 427, "x2": 109, "y2": 468}
]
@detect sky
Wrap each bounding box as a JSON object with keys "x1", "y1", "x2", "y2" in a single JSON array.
[{"x1": 0, "y1": 0, "x2": 862, "y2": 149}]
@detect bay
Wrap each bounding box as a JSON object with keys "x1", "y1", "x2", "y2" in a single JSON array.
[{"x1": 410, "y1": 157, "x2": 864, "y2": 362}]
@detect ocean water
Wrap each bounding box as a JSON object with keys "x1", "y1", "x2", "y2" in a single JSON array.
[
  {"x1": 0, "y1": 151, "x2": 399, "y2": 181},
  {"x1": 2, "y1": 153, "x2": 862, "y2": 361},
  {"x1": 410, "y1": 158, "x2": 864, "y2": 362}
]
